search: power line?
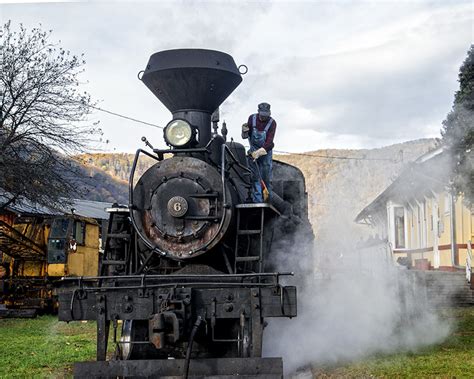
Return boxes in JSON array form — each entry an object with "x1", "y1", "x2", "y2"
[
  {"x1": 88, "y1": 104, "x2": 164, "y2": 129},
  {"x1": 88, "y1": 104, "x2": 398, "y2": 162},
  {"x1": 273, "y1": 150, "x2": 396, "y2": 162}
]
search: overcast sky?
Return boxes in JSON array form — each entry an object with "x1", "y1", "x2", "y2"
[{"x1": 1, "y1": 0, "x2": 472, "y2": 153}]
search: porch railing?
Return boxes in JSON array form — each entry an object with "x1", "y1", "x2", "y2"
[{"x1": 466, "y1": 240, "x2": 472, "y2": 283}]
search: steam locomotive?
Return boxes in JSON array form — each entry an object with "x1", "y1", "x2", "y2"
[{"x1": 58, "y1": 49, "x2": 312, "y2": 378}]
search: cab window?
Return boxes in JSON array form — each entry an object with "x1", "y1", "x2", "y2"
[
  {"x1": 50, "y1": 218, "x2": 70, "y2": 238},
  {"x1": 47, "y1": 218, "x2": 70, "y2": 263},
  {"x1": 73, "y1": 221, "x2": 86, "y2": 245}
]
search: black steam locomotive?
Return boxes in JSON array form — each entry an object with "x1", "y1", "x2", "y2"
[{"x1": 58, "y1": 49, "x2": 312, "y2": 378}]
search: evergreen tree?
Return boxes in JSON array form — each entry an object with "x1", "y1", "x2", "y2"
[{"x1": 442, "y1": 45, "x2": 474, "y2": 203}]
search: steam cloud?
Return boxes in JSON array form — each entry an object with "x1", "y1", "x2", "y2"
[{"x1": 264, "y1": 212, "x2": 451, "y2": 376}]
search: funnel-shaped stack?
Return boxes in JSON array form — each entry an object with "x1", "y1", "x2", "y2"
[{"x1": 142, "y1": 49, "x2": 242, "y2": 114}]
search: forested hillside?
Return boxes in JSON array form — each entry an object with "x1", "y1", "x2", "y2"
[
  {"x1": 77, "y1": 139, "x2": 437, "y2": 242},
  {"x1": 72, "y1": 153, "x2": 157, "y2": 204},
  {"x1": 274, "y1": 138, "x2": 437, "y2": 244},
  {"x1": 69, "y1": 160, "x2": 128, "y2": 204},
  {"x1": 75, "y1": 153, "x2": 156, "y2": 183}
]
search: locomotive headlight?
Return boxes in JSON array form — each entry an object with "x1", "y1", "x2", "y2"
[{"x1": 164, "y1": 119, "x2": 193, "y2": 147}]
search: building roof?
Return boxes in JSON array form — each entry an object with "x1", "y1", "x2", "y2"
[
  {"x1": 69, "y1": 199, "x2": 114, "y2": 220},
  {"x1": 0, "y1": 192, "x2": 113, "y2": 220},
  {"x1": 355, "y1": 147, "x2": 451, "y2": 222},
  {"x1": 0, "y1": 192, "x2": 62, "y2": 216}
]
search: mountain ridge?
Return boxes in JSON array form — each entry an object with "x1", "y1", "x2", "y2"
[{"x1": 75, "y1": 138, "x2": 438, "y2": 242}]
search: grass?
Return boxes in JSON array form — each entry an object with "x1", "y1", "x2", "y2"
[
  {"x1": 311, "y1": 308, "x2": 474, "y2": 378},
  {"x1": 1, "y1": 309, "x2": 474, "y2": 378},
  {"x1": 0, "y1": 316, "x2": 97, "y2": 378}
]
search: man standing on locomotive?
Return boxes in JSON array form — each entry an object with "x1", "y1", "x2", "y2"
[{"x1": 242, "y1": 102, "x2": 276, "y2": 202}]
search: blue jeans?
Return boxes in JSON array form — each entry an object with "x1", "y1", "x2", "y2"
[{"x1": 248, "y1": 150, "x2": 272, "y2": 203}]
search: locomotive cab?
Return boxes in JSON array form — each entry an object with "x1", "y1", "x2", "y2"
[{"x1": 47, "y1": 216, "x2": 99, "y2": 277}]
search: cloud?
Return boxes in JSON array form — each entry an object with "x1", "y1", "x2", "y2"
[{"x1": 1, "y1": 1, "x2": 472, "y2": 152}]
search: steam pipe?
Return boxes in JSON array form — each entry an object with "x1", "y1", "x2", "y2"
[{"x1": 184, "y1": 316, "x2": 203, "y2": 379}]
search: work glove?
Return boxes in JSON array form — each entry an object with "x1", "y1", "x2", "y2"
[
  {"x1": 251, "y1": 147, "x2": 267, "y2": 160},
  {"x1": 241, "y1": 123, "x2": 249, "y2": 139}
]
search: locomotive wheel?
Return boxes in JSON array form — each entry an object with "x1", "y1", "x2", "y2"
[
  {"x1": 119, "y1": 320, "x2": 168, "y2": 360},
  {"x1": 238, "y1": 320, "x2": 251, "y2": 357}
]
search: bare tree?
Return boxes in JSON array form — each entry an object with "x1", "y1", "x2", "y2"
[{"x1": 0, "y1": 21, "x2": 100, "y2": 210}]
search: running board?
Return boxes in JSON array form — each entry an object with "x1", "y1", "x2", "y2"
[
  {"x1": 74, "y1": 357, "x2": 283, "y2": 378},
  {"x1": 0, "y1": 308, "x2": 37, "y2": 319}
]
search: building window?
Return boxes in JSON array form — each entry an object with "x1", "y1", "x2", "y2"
[
  {"x1": 73, "y1": 220, "x2": 86, "y2": 246},
  {"x1": 444, "y1": 193, "x2": 451, "y2": 215},
  {"x1": 394, "y1": 206, "x2": 406, "y2": 248}
]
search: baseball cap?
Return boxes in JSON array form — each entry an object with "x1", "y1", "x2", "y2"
[{"x1": 258, "y1": 102, "x2": 271, "y2": 117}]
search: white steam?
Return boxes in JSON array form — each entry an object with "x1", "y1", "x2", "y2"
[{"x1": 264, "y1": 217, "x2": 451, "y2": 375}]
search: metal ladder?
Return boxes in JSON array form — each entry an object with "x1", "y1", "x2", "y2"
[
  {"x1": 234, "y1": 203, "x2": 280, "y2": 274},
  {"x1": 100, "y1": 207, "x2": 131, "y2": 275}
]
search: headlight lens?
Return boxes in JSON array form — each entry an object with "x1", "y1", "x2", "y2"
[{"x1": 164, "y1": 119, "x2": 193, "y2": 147}]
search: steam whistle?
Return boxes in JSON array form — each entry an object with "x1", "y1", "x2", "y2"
[
  {"x1": 221, "y1": 121, "x2": 228, "y2": 141},
  {"x1": 211, "y1": 108, "x2": 220, "y2": 137}
]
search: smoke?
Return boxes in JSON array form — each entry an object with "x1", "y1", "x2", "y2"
[{"x1": 264, "y1": 208, "x2": 452, "y2": 376}]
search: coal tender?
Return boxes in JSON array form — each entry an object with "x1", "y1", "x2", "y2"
[{"x1": 58, "y1": 49, "x2": 312, "y2": 378}]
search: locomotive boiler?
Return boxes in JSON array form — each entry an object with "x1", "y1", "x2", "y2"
[{"x1": 58, "y1": 49, "x2": 312, "y2": 378}]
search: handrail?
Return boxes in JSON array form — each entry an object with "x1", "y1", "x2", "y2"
[
  {"x1": 61, "y1": 272, "x2": 294, "y2": 281},
  {"x1": 466, "y1": 240, "x2": 472, "y2": 283},
  {"x1": 128, "y1": 149, "x2": 166, "y2": 256}
]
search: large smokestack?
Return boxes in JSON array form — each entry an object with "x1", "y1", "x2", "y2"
[{"x1": 141, "y1": 49, "x2": 243, "y2": 147}]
